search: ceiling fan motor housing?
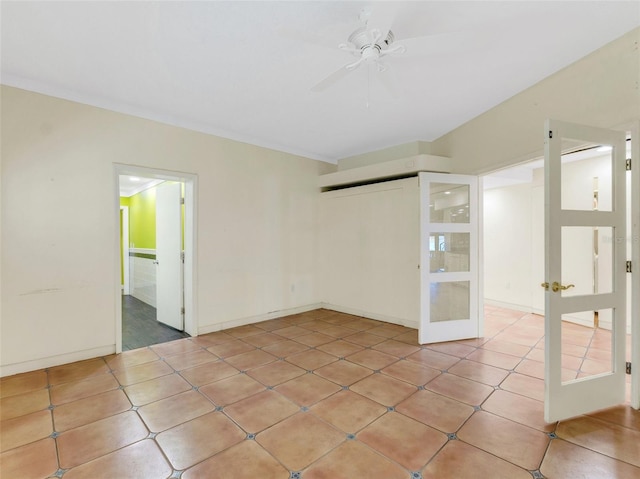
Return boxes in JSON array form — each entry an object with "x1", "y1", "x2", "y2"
[{"x1": 348, "y1": 27, "x2": 395, "y2": 61}]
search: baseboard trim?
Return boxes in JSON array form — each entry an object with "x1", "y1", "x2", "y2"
[
  {"x1": 198, "y1": 303, "x2": 324, "y2": 335},
  {"x1": 321, "y1": 303, "x2": 418, "y2": 329},
  {"x1": 484, "y1": 299, "x2": 536, "y2": 314},
  {"x1": 561, "y1": 314, "x2": 613, "y2": 331},
  {"x1": 0, "y1": 345, "x2": 116, "y2": 378},
  {"x1": 484, "y1": 300, "x2": 628, "y2": 333}
]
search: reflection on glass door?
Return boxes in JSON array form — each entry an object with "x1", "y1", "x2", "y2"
[{"x1": 419, "y1": 173, "x2": 479, "y2": 343}]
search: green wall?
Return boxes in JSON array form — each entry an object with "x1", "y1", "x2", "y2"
[
  {"x1": 120, "y1": 182, "x2": 184, "y2": 265},
  {"x1": 119, "y1": 197, "x2": 130, "y2": 285},
  {"x1": 128, "y1": 187, "x2": 157, "y2": 249}
]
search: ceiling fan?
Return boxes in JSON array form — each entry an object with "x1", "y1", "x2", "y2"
[{"x1": 311, "y1": 7, "x2": 407, "y2": 93}]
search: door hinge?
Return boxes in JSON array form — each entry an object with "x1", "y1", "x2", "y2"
[
  {"x1": 626, "y1": 159, "x2": 631, "y2": 171},
  {"x1": 626, "y1": 362, "x2": 632, "y2": 374},
  {"x1": 627, "y1": 261, "x2": 632, "y2": 273},
  {"x1": 548, "y1": 130, "x2": 553, "y2": 139},
  {"x1": 181, "y1": 251, "x2": 185, "y2": 263},
  {"x1": 181, "y1": 307, "x2": 185, "y2": 315},
  {"x1": 180, "y1": 197, "x2": 185, "y2": 205}
]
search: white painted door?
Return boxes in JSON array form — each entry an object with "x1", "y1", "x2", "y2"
[
  {"x1": 544, "y1": 119, "x2": 627, "y2": 422},
  {"x1": 120, "y1": 206, "x2": 130, "y2": 295},
  {"x1": 156, "y1": 182, "x2": 184, "y2": 330},
  {"x1": 419, "y1": 172, "x2": 480, "y2": 344}
]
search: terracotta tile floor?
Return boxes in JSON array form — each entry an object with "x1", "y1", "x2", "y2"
[{"x1": 1, "y1": 306, "x2": 638, "y2": 478}]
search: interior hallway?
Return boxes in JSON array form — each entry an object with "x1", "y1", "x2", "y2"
[{"x1": 1, "y1": 307, "x2": 638, "y2": 478}]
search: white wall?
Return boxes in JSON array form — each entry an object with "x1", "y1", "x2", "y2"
[
  {"x1": 318, "y1": 178, "x2": 420, "y2": 327},
  {"x1": 483, "y1": 182, "x2": 538, "y2": 312},
  {"x1": 0, "y1": 85, "x2": 335, "y2": 376}
]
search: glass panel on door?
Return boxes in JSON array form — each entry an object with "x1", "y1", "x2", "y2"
[
  {"x1": 561, "y1": 143, "x2": 613, "y2": 212},
  {"x1": 560, "y1": 308, "x2": 614, "y2": 383},
  {"x1": 429, "y1": 183, "x2": 470, "y2": 223},
  {"x1": 429, "y1": 232, "x2": 470, "y2": 273},
  {"x1": 561, "y1": 226, "x2": 613, "y2": 297},
  {"x1": 430, "y1": 281, "x2": 470, "y2": 322}
]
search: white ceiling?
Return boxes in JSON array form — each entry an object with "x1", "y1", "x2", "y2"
[
  {"x1": 119, "y1": 176, "x2": 164, "y2": 197},
  {"x1": 2, "y1": 1, "x2": 639, "y2": 163}
]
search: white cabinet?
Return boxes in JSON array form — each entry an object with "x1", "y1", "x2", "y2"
[{"x1": 318, "y1": 178, "x2": 421, "y2": 328}]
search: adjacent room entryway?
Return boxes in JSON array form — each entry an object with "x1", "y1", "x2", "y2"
[{"x1": 115, "y1": 164, "x2": 198, "y2": 354}]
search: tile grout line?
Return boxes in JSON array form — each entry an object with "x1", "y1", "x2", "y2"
[{"x1": 45, "y1": 367, "x2": 64, "y2": 478}]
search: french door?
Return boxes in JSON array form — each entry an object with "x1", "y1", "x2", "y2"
[
  {"x1": 419, "y1": 172, "x2": 480, "y2": 344},
  {"x1": 543, "y1": 119, "x2": 627, "y2": 422}
]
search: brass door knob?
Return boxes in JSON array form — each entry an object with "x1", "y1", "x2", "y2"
[
  {"x1": 552, "y1": 282, "x2": 575, "y2": 292},
  {"x1": 541, "y1": 282, "x2": 575, "y2": 292}
]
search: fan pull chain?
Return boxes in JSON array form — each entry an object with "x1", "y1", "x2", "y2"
[{"x1": 366, "y1": 64, "x2": 371, "y2": 109}]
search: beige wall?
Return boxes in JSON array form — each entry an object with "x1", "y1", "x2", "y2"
[
  {"x1": 0, "y1": 85, "x2": 335, "y2": 376},
  {"x1": 432, "y1": 28, "x2": 640, "y2": 175}
]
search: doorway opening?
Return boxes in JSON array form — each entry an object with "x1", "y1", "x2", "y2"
[
  {"x1": 115, "y1": 165, "x2": 198, "y2": 353},
  {"x1": 481, "y1": 133, "x2": 637, "y2": 412}
]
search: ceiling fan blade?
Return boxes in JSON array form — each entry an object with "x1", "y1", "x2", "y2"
[
  {"x1": 366, "y1": 3, "x2": 397, "y2": 43},
  {"x1": 311, "y1": 64, "x2": 355, "y2": 92}
]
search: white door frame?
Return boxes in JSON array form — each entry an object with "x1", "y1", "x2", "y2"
[
  {"x1": 629, "y1": 121, "x2": 639, "y2": 410},
  {"x1": 114, "y1": 164, "x2": 198, "y2": 353},
  {"x1": 120, "y1": 205, "x2": 130, "y2": 295}
]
